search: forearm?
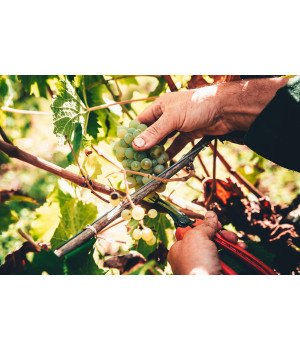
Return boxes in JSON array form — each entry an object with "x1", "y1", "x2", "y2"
[{"x1": 218, "y1": 77, "x2": 291, "y2": 132}]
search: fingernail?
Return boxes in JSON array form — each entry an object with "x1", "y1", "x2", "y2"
[
  {"x1": 205, "y1": 211, "x2": 216, "y2": 219},
  {"x1": 134, "y1": 137, "x2": 145, "y2": 148}
]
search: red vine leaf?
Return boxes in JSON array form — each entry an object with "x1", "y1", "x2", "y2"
[{"x1": 203, "y1": 178, "x2": 245, "y2": 205}]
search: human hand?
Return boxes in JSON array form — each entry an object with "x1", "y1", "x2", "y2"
[
  {"x1": 167, "y1": 211, "x2": 247, "y2": 275},
  {"x1": 133, "y1": 78, "x2": 289, "y2": 158}
]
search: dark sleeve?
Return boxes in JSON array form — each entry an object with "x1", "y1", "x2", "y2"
[{"x1": 244, "y1": 76, "x2": 300, "y2": 172}]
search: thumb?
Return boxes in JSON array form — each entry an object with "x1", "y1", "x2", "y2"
[
  {"x1": 132, "y1": 114, "x2": 174, "y2": 151},
  {"x1": 196, "y1": 211, "x2": 219, "y2": 240}
]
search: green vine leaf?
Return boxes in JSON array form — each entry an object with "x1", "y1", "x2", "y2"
[
  {"x1": 51, "y1": 78, "x2": 89, "y2": 145},
  {"x1": 50, "y1": 199, "x2": 98, "y2": 250},
  {"x1": 17, "y1": 75, "x2": 58, "y2": 99}
]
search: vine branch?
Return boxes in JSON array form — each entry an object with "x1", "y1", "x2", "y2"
[{"x1": 163, "y1": 75, "x2": 178, "y2": 92}]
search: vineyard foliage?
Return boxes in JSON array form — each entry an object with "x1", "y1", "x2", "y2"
[{"x1": 1, "y1": 75, "x2": 300, "y2": 275}]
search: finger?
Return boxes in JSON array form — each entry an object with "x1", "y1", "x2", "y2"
[
  {"x1": 166, "y1": 132, "x2": 193, "y2": 159},
  {"x1": 136, "y1": 100, "x2": 164, "y2": 125},
  {"x1": 237, "y1": 242, "x2": 247, "y2": 249},
  {"x1": 184, "y1": 211, "x2": 219, "y2": 241},
  {"x1": 219, "y1": 230, "x2": 238, "y2": 244},
  {"x1": 133, "y1": 113, "x2": 175, "y2": 151},
  {"x1": 219, "y1": 230, "x2": 247, "y2": 249}
]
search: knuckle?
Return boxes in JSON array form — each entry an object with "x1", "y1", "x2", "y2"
[{"x1": 152, "y1": 100, "x2": 164, "y2": 118}]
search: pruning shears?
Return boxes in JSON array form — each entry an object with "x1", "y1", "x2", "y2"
[{"x1": 149, "y1": 194, "x2": 276, "y2": 275}]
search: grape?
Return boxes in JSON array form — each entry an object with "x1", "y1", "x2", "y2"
[
  {"x1": 125, "y1": 167, "x2": 131, "y2": 172},
  {"x1": 136, "y1": 175, "x2": 143, "y2": 184},
  {"x1": 127, "y1": 128, "x2": 136, "y2": 134},
  {"x1": 116, "y1": 147, "x2": 126, "y2": 158},
  {"x1": 146, "y1": 235, "x2": 156, "y2": 246},
  {"x1": 127, "y1": 177, "x2": 137, "y2": 188},
  {"x1": 113, "y1": 140, "x2": 121, "y2": 151},
  {"x1": 134, "y1": 151, "x2": 147, "y2": 162},
  {"x1": 120, "y1": 139, "x2": 129, "y2": 148},
  {"x1": 121, "y1": 159, "x2": 128, "y2": 168},
  {"x1": 121, "y1": 209, "x2": 132, "y2": 220},
  {"x1": 156, "y1": 183, "x2": 167, "y2": 193},
  {"x1": 124, "y1": 133, "x2": 134, "y2": 144},
  {"x1": 157, "y1": 152, "x2": 169, "y2": 164},
  {"x1": 142, "y1": 176, "x2": 152, "y2": 185},
  {"x1": 137, "y1": 124, "x2": 147, "y2": 132},
  {"x1": 152, "y1": 159, "x2": 158, "y2": 167},
  {"x1": 129, "y1": 120, "x2": 140, "y2": 129},
  {"x1": 150, "y1": 145, "x2": 164, "y2": 158},
  {"x1": 154, "y1": 164, "x2": 165, "y2": 174},
  {"x1": 126, "y1": 159, "x2": 134, "y2": 167},
  {"x1": 141, "y1": 158, "x2": 152, "y2": 170},
  {"x1": 142, "y1": 227, "x2": 153, "y2": 241},
  {"x1": 133, "y1": 129, "x2": 141, "y2": 138},
  {"x1": 116, "y1": 155, "x2": 124, "y2": 162},
  {"x1": 132, "y1": 228, "x2": 142, "y2": 240},
  {"x1": 132, "y1": 206, "x2": 145, "y2": 220},
  {"x1": 131, "y1": 161, "x2": 141, "y2": 171},
  {"x1": 147, "y1": 209, "x2": 158, "y2": 219},
  {"x1": 125, "y1": 148, "x2": 134, "y2": 159},
  {"x1": 117, "y1": 127, "x2": 128, "y2": 138}
]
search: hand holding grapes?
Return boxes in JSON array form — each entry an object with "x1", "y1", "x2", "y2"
[{"x1": 133, "y1": 77, "x2": 289, "y2": 158}]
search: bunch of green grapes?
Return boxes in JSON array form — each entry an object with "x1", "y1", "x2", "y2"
[
  {"x1": 121, "y1": 207, "x2": 158, "y2": 246},
  {"x1": 113, "y1": 119, "x2": 169, "y2": 193}
]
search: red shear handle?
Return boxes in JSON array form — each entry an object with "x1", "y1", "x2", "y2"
[
  {"x1": 215, "y1": 233, "x2": 276, "y2": 275},
  {"x1": 175, "y1": 219, "x2": 203, "y2": 241}
]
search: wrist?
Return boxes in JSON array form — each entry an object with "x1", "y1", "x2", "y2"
[{"x1": 217, "y1": 77, "x2": 291, "y2": 132}]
